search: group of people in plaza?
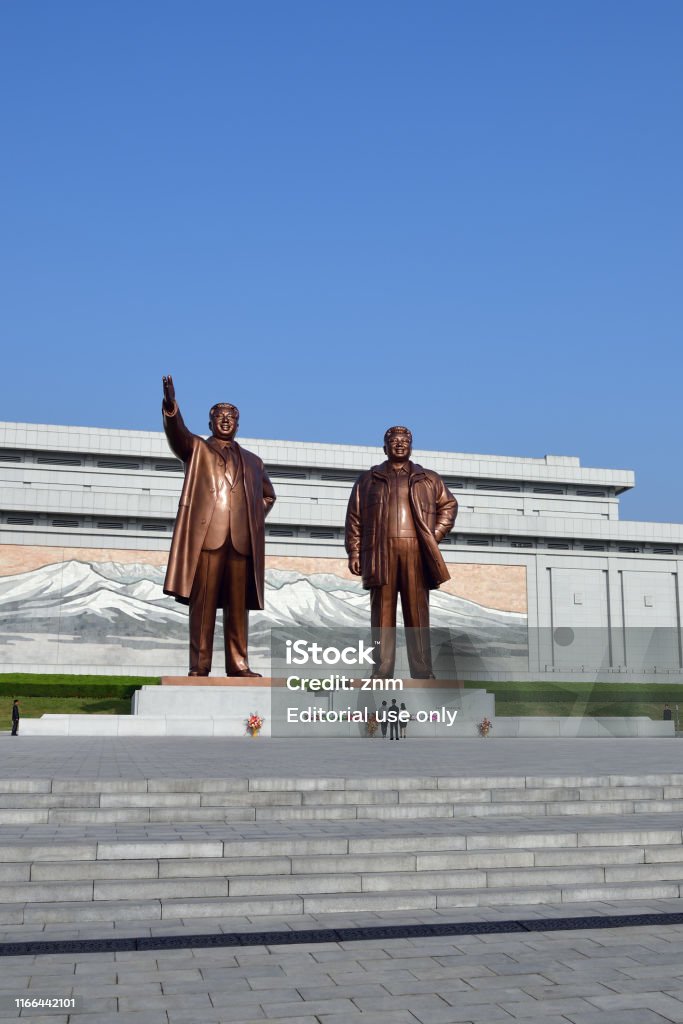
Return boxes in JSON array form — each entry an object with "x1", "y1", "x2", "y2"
[{"x1": 375, "y1": 698, "x2": 410, "y2": 740}]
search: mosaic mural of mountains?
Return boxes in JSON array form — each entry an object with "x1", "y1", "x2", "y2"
[{"x1": 0, "y1": 560, "x2": 528, "y2": 673}]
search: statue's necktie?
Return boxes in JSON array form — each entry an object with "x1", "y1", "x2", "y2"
[{"x1": 222, "y1": 445, "x2": 237, "y2": 486}]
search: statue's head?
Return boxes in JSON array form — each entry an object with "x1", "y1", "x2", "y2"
[
  {"x1": 209, "y1": 403, "x2": 239, "y2": 442},
  {"x1": 383, "y1": 425, "x2": 413, "y2": 462}
]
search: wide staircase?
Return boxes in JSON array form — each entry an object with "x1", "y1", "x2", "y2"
[{"x1": 2, "y1": 773, "x2": 683, "y2": 927}]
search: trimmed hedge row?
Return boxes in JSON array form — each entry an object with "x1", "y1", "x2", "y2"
[
  {"x1": 0, "y1": 675, "x2": 680, "y2": 702},
  {"x1": 0, "y1": 675, "x2": 160, "y2": 699},
  {"x1": 465, "y1": 682, "x2": 683, "y2": 701}
]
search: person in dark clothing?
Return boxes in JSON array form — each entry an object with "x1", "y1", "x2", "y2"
[
  {"x1": 388, "y1": 698, "x2": 400, "y2": 740},
  {"x1": 11, "y1": 700, "x2": 19, "y2": 736},
  {"x1": 400, "y1": 702, "x2": 409, "y2": 739},
  {"x1": 663, "y1": 703, "x2": 673, "y2": 721},
  {"x1": 379, "y1": 700, "x2": 388, "y2": 738}
]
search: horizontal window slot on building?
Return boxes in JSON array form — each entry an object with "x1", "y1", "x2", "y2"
[
  {"x1": 310, "y1": 530, "x2": 335, "y2": 538},
  {"x1": 511, "y1": 541, "x2": 534, "y2": 548},
  {"x1": 547, "y1": 542, "x2": 571, "y2": 549},
  {"x1": 97, "y1": 460, "x2": 141, "y2": 470},
  {"x1": 444, "y1": 480, "x2": 466, "y2": 488},
  {"x1": 36, "y1": 456, "x2": 83, "y2": 466},
  {"x1": 583, "y1": 543, "x2": 606, "y2": 551},
  {"x1": 618, "y1": 545, "x2": 640, "y2": 553},
  {"x1": 480, "y1": 508, "x2": 524, "y2": 515},
  {"x1": 97, "y1": 521, "x2": 124, "y2": 529},
  {"x1": 465, "y1": 537, "x2": 489, "y2": 545},
  {"x1": 533, "y1": 486, "x2": 564, "y2": 494},
  {"x1": 6, "y1": 515, "x2": 35, "y2": 525},
  {"x1": 475, "y1": 482, "x2": 522, "y2": 492},
  {"x1": 270, "y1": 529, "x2": 295, "y2": 537},
  {"x1": 0, "y1": 453, "x2": 22, "y2": 462},
  {"x1": 653, "y1": 547, "x2": 675, "y2": 554},
  {"x1": 153, "y1": 461, "x2": 182, "y2": 472},
  {"x1": 576, "y1": 489, "x2": 606, "y2": 497},
  {"x1": 140, "y1": 522, "x2": 169, "y2": 531},
  {"x1": 52, "y1": 518, "x2": 79, "y2": 527},
  {"x1": 268, "y1": 469, "x2": 307, "y2": 479},
  {"x1": 320, "y1": 472, "x2": 357, "y2": 482}
]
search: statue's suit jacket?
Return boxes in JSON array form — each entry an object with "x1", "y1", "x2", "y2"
[
  {"x1": 162, "y1": 402, "x2": 276, "y2": 609},
  {"x1": 345, "y1": 461, "x2": 457, "y2": 590}
]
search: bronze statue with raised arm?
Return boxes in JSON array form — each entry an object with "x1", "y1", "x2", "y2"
[
  {"x1": 162, "y1": 375, "x2": 276, "y2": 676},
  {"x1": 345, "y1": 426, "x2": 457, "y2": 678}
]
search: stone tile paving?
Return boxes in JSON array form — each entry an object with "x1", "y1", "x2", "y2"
[
  {"x1": 3, "y1": 920, "x2": 683, "y2": 1022},
  {"x1": 1, "y1": 736, "x2": 683, "y2": 779},
  {"x1": 2, "y1": 736, "x2": 683, "y2": 1017}
]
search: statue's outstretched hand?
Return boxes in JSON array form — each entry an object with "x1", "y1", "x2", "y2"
[
  {"x1": 349, "y1": 558, "x2": 361, "y2": 576},
  {"x1": 162, "y1": 375, "x2": 176, "y2": 411}
]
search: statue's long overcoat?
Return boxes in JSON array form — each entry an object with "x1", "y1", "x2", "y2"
[
  {"x1": 162, "y1": 403, "x2": 276, "y2": 609},
  {"x1": 345, "y1": 461, "x2": 457, "y2": 590}
]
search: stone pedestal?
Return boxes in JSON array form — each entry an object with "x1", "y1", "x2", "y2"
[
  {"x1": 129, "y1": 678, "x2": 492, "y2": 738},
  {"x1": 134, "y1": 682, "x2": 272, "y2": 736}
]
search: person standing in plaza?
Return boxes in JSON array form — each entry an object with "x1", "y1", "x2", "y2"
[
  {"x1": 11, "y1": 699, "x2": 19, "y2": 736},
  {"x1": 400, "y1": 701, "x2": 409, "y2": 739},
  {"x1": 379, "y1": 700, "x2": 388, "y2": 738},
  {"x1": 388, "y1": 697, "x2": 400, "y2": 740}
]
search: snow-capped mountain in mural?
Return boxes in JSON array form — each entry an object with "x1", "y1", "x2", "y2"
[{"x1": 0, "y1": 560, "x2": 527, "y2": 671}]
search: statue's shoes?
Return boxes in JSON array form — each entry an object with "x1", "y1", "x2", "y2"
[{"x1": 231, "y1": 669, "x2": 262, "y2": 678}]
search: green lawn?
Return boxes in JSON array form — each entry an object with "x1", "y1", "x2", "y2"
[
  {"x1": 3, "y1": 675, "x2": 682, "y2": 720},
  {"x1": 0, "y1": 674, "x2": 159, "y2": 718},
  {"x1": 464, "y1": 680, "x2": 682, "y2": 720},
  {"x1": 8, "y1": 695, "x2": 133, "y2": 720}
]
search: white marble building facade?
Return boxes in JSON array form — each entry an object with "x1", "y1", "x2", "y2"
[{"x1": 0, "y1": 420, "x2": 681, "y2": 680}]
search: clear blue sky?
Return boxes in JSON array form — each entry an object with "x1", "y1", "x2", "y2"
[{"x1": 1, "y1": 1, "x2": 681, "y2": 522}]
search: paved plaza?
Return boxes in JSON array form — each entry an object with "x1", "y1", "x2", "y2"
[
  {"x1": 5, "y1": 915, "x2": 683, "y2": 1023},
  {"x1": 1, "y1": 735, "x2": 682, "y2": 779},
  {"x1": 2, "y1": 736, "x2": 683, "y2": 1021}
]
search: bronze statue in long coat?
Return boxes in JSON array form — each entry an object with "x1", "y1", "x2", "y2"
[
  {"x1": 162, "y1": 376, "x2": 276, "y2": 676},
  {"x1": 345, "y1": 426, "x2": 457, "y2": 678}
]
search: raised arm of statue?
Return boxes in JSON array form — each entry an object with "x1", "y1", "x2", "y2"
[
  {"x1": 162, "y1": 374, "x2": 176, "y2": 412},
  {"x1": 161, "y1": 375, "x2": 194, "y2": 463}
]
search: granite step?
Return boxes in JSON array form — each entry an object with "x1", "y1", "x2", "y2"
[
  {"x1": 1, "y1": 784, "x2": 675, "y2": 807},
  {"x1": 8, "y1": 773, "x2": 683, "y2": 796},
  {"x1": 1, "y1": 876, "x2": 681, "y2": 926},
  {"x1": 3, "y1": 844, "x2": 683, "y2": 902},
  {"x1": 7, "y1": 842, "x2": 683, "y2": 886},
  {"x1": 6, "y1": 775, "x2": 683, "y2": 824},
  {"x1": 4, "y1": 796, "x2": 683, "y2": 824},
  {"x1": 2, "y1": 825, "x2": 683, "y2": 864}
]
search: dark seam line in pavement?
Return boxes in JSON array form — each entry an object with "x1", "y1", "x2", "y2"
[{"x1": 3, "y1": 912, "x2": 683, "y2": 957}]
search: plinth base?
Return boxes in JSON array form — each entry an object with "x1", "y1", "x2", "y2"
[{"x1": 132, "y1": 680, "x2": 487, "y2": 737}]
